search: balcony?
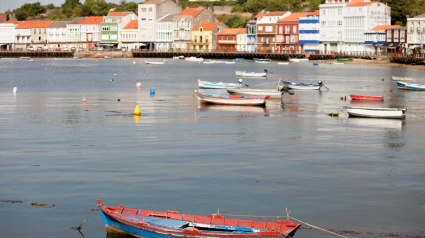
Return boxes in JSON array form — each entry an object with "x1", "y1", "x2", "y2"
[{"x1": 218, "y1": 40, "x2": 236, "y2": 44}]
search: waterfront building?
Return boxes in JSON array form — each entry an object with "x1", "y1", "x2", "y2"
[
  {"x1": 246, "y1": 11, "x2": 266, "y2": 52},
  {"x1": 155, "y1": 14, "x2": 176, "y2": 51},
  {"x1": 299, "y1": 11, "x2": 320, "y2": 53},
  {"x1": 15, "y1": 21, "x2": 54, "y2": 50},
  {"x1": 384, "y1": 26, "x2": 406, "y2": 56},
  {"x1": 47, "y1": 21, "x2": 71, "y2": 51},
  {"x1": 173, "y1": 7, "x2": 217, "y2": 50},
  {"x1": 66, "y1": 17, "x2": 87, "y2": 49},
  {"x1": 364, "y1": 25, "x2": 399, "y2": 56},
  {"x1": 0, "y1": 21, "x2": 21, "y2": 50},
  {"x1": 121, "y1": 20, "x2": 139, "y2": 50},
  {"x1": 406, "y1": 12, "x2": 425, "y2": 55},
  {"x1": 191, "y1": 22, "x2": 226, "y2": 51},
  {"x1": 138, "y1": 0, "x2": 181, "y2": 50},
  {"x1": 100, "y1": 12, "x2": 136, "y2": 49},
  {"x1": 236, "y1": 28, "x2": 247, "y2": 52},
  {"x1": 80, "y1": 16, "x2": 103, "y2": 50},
  {"x1": 256, "y1": 11, "x2": 291, "y2": 52},
  {"x1": 216, "y1": 28, "x2": 245, "y2": 52},
  {"x1": 276, "y1": 11, "x2": 317, "y2": 53}
]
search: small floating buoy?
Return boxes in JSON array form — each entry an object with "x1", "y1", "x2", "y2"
[
  {"x1": 117, "y1": 99, "x2": 121, "y2": 102},
  {"x1": 82, "y1": 98, "x2": 86, "y2": 103},
  {"x1": 381, "y1": 78, "x2": 384, "y2": 81},
  {"x1": 114, "y1": 74, "x2": 117, "y2": 76},
  {"x1": 136, "y1": 82, "x2": 142, "y2": 88},
  {"x1": 133, "y1": 61, "x2": 136, "y2": 64},
  {"x1": 327, "y1": 112, "x2": 339, "y2": 117},
  {"x1": 45, "y1": 68, "x2": 48, "y2": 70},
  {"x1": 110, "y1": 78, "x2": 114, "y2": 82},
  {"x1": 340, "y1": 96, "x2": 347, "y2": 100},
  {"x1": 134, "y1": 105, "x2": 141, "y2": 115},
  {"x1": 13, "y1": 87, "x2": 17, "y2": 93},
  {"x1": 150, "y1": 88, "x2": 155, "y2": 95},
  {"x1": 313, "y1": 62, "x2": 319, "y2": 66}
]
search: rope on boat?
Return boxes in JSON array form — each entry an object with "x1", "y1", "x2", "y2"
[{"x1": 219, "y1": 213, "x2": 349, "y2": 238}]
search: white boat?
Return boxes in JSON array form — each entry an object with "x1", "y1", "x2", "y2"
[
  {"x1": 185, "y1": 56, "x2": 204, "y2": 62},
  {"x1": 289, "y1": 58, "x2": 309, "y2": 63},
  {"x1": 195, "y1": 90, "x2": 269, "y2": 106},
  {"x1": 27, "y1": 58, "x2": 34, "y2": 62},
  {"x1": 254, "y1": 60, "x2": 270, "y2": 64},
  {"x1": 104, "y1": 56, "x2": 113, "y2": 59},
  {"x1": 225, "y1": 61, "x2": 236, "y2": 64},
  {"x1": 392, "y1": 76, "x2": 413, "y2": 81},
  {"x1": 203, "y1": 60, "x2": 215, "y2": 64},
  {"x1": 198, "y1": 79, "x2": 241, "y2": 89},
  {"x1": 345, "y1": 106, "x2": 407, "y2": 119},
  {"x1": 277, "y1": 62, "x2": 289, "y2": 65},
  {"x1": 282, "y1": 81, "x2": 323, "y2": 90},
  {"x1": 396, "y1": 81, "x2": 425, "y2": 90},
  {"x1": 172, "y1": 56, "x2": 185, "y2": 59},
  {"x1": 226, "y1": 88, "x2": 283, "y2": 99},
  {"x1": 333, "y1": 62, "x2": 344, "y2": 65},
  {"x1": 145, "y1": 60, "x2": 166, "y2": 65},
  {"x1": 235, "y1": 70, "x2": 267, "y2": 77},
  {"x1": 20, "y1": 56, "x2": 30, "y2": 59}
]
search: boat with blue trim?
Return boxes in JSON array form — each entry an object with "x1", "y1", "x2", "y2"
[{"x1": 98, "y1": 200, "x2": 301, "y2": 238}]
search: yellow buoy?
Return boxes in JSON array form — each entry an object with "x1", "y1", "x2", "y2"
[
  {"x1": 134, "y1": 115, "x2": 141, "y2": 123},
  {"x1": 133, "y1": 105, "x2": 141, "y2": 115}
]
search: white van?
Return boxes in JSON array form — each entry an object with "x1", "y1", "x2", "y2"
[{"x1": 27, "y1": 46, "x2": 34, "y2": 51}]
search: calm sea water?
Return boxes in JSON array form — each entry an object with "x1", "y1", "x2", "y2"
[{"x1": 1, "y1": 58, "x2": 425, "y2": 238}]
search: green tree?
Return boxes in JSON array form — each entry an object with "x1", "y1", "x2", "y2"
[
  {"x1": 226, "y1": 14, "x2": 248, "y2": 28},
  {"x1": 81, "y1": 5, "x2": 93, "y2": 16},
  {"x1": 15, "y1": 9, "x2": 28, "y2": 20},
  {"x1": 62, "y1": 0, "x2": 81, "y2": 9},
  {"x1": 380, "y1": 0, "x2": 415, "y2": 26},
  {"x1": 46, "y1": 3, "x2": 56, "y2": 9}
]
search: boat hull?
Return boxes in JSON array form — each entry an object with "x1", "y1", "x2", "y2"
[
  {"x1": 226, "y1": 88, "x2": 282, "y2": 99},
  {"x1": 185, "y1": 57, "x2": 204, "y2": 62},
  {"x1": 392, "y1": 76, "x2": 413, "y2": 81},
  {"x1": 98, "y1": 200, "x2": 300, "y2": 238},
  {"x1": 145, "y1": 61, "x2": 166, "y2": 65},
  {"x1": 198, "y1": 79, "x2": 240, "y2": 89},
  {"x1": 396, "y1": 81, "x2": 425, "y2": 90},
  {"x1": 349, "y1": 94, "x2": 384, "y2": 101},
  {"x1": 196, "y1": 92, "x2": 268, "y2": 106},
  {"x1": 235, "y1": 71, "x2": 267, "y2": 77},
  {"x1": 336, "y1": 58, "x2": 353, "y2": 62},
  {"x1": 345, "y1": 107, "x2": 406, "y2": 119},
  {"x1": 282, "y1": 81, "x2": 321, "y2": 90}
]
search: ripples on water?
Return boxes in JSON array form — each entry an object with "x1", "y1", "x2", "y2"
[{"x1": 0, "y1": 58, "x2": 425, "y2": 238}]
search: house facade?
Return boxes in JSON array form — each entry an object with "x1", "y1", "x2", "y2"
[
  {"x1": 246, "y1": 11, "x2": 266, "y2": 52},
  {"x1": 384, "y1": 27, "x2": 406, "y2": 55},
  {"x1": 173, "y1": 7, "x2": 217, "y2": 50},
  {"x1": 66, "y1": 17, "x2": 86, "y2": 48},
  {"x1": 299, "y1": 13, "x2": 320, "y2": 53},
  {"x1": 216, "y1": 28, "x2": 245, "y2": 52},
  {"x1": 156, "y1": 14, "x2": 175, "y2": 51},
  {"x1": 121, "y1": 20, "x2": 138, "y2": 50},
  {"x1": 0, "y1": 21, "x2": 21, "y2": 50},
  {"x1": 236, "y1": 29, "x2": 247, "y2": 52},
  {"x1": 47, "y1": 21, "x2": 70, "y2": 50},
  {"x1": 191, "y1": 22, "x2": 226, "y2": 51},
  {"x1": 100, "y1": 12, "x2": 136, "y2": 48},
  {"x1": 406, "y1": 12, "x2": 425, "y2": 55},
  {"x1": 256, "y1": 11, "x2": 291, "y2": 52},
  {"x1": 80, "y1": 16, "x2": 103, "y2": 49}
]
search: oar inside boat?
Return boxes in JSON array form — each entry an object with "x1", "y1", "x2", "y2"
[{"x1": 238, "y1": 78, "x2": 250, "y2": 88}]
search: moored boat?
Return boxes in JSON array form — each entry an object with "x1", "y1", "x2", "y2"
[
  {"x1": 277, "y1": 62, "x2": 289, "y2": 65},
  {"x1": 235, "y1": 57, "x2": 245, "y2": 62},
  {"x1": 185, "y1": 56, "x2": 204, "y2": 62},
  {"x1": 282, "y1": 81, "x2": 324, "y2": 90},
  {"x1": 392, "y1": 76, "x2": 413, "y2": 81},
  {"x1": 336, "y1": 58, "x2": 353, "y2": 62},
  {"x1": 97, "y1": 200, "x2": 301, "y2": 238},
  {"x1": 254, "y1": 60, "x2": 270, "y2": 64},
  {"x1": 235, "y1": 70, "x2": 267, "y2": 77},
  {"x1": 198, "y1": 79, "x2": 241, "y2": 89},
  {"x1": 396, "y1": 81, "x2": 425, "y2": 90},
  {"x1": 333, "y1": 62, "x2": 344, "y2": 65},
  {"x1": 195, "y1": 91, "x2": 269, "y2": 106},
  {"x1": 345, "y1": 106, "x2": 406, "y2": 119},
  {"x1": 289, "y1": 58, "x2": 309, "y2": 63},
  {"x1": 349, "y1": 94, "x2": 384, "y2": 101},
  {"x1": 145, "y1": 60, "x2": 166, "y2": 65},
  {"x1": 226, "y1": 88, "x2": 283, "y2": 99},
  {"x1": 203, "y1": 60, "x2": 215, "y2": 64}
]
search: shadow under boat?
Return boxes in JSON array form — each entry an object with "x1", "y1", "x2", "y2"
[{"x1": 198, "y1": 104, "x2": 270, "y2": 116}]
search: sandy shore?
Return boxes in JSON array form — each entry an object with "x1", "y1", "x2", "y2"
[{"x1": 316, "y1": 58, "x2": 425, "y2": 71}]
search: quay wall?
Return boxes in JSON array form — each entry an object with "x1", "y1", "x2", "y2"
[{"x1": 0, "y1": 51, "x2": 73, "y2": 58}]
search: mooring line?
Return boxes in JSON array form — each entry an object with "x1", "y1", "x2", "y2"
[{"x1": 288, "y1": 216, "x2": 349, "y2": 238}]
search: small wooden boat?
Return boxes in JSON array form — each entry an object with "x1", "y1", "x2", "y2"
[
  {"x1": 333, "y1": 62, "x2": 344, "y2": 65},
  {"x1": 226, "y1": 88, "x2": 283, "y2": 99},
  {"x1": 277, "y1": 62, "x2": 289, "y2": 65},
  {"x1": 282, "y1": 81, "x2": 323, "y2": 90},
  {"x1": 396, "y1": 81, "x2": 425, "y2": 90},
  {"x1": 289, "y1": 58, "x2": 309, "y2": 63},
  {"x1": 173, "y1": 56, "x2": 185, "y2": 59},
  {"x1": 195, "y1": 91, "x2": 269, "y2": 106},
  {"x1": 350, "y1": 94, "x2": 384, "y2": 101},
  {"x1": 98, "y1": 200, "x2": 301, "y2": 238},
  {"x1": 254, "y1": 60, "x2": 270, "y2": 64},
  {"x1": 145, "y1": 60, "x2": 166, "y2": 65},
  {"x1": 345, "y1": 106, "x2": 406, "y2": 119},
  {"x1": 235, "y1": 70, "x2": 267, "y2": 77},
  {"x1": 336, "y1": 58, "x2": 353, "y2": 62},
  {"x1": 392, "y1": 76, "x2": 413, "y2": 81},
  {"x1": 185, "y1": 56, "x2": 203, "y2": 62},
  {"x1": 235, "y1": 58, "x2": 245, "y2": 62},
  {"x1": 203, "y1": 60, "x2": 215, "y2": 64},
  {"x1": 104, "y1": 56, "x2": 113, "y2": 59},
  {"x1": 198, "y1": 79, "x2": 241, "y2": 89}
]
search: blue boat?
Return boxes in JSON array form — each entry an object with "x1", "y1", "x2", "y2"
[
  {"x1": 396, "y1": 81, "x2": 425, "y2": 91},
  {"x1": 97, "y1": 200, "x2": 301, "y2": 238},
  {"x1": 282, "y1": 81, "x2": 324, "y2": 90},
  {"x1": 235, "y1": 58, "x2": 245, "y2": 62}
]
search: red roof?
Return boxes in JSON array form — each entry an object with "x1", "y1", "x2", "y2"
[
  {"x1": 81, "y1": 16, "x2": 103, "y2": 24},
  {"x1": 193, "y1": 22, "x2": 223, "y2": 31},
  {"x1": 123, "y1": 20, "x2": 138, "y2": 29},
  {"x1": 264, "y1": 11, "x2": 289, "y2": 17},
  {"x1": 178, "y1": 7, "x2": 205, "y2": 18},
  {"x1": 0, "y1": 13, "x2": 5, "y2": 20},
  {"x1": 107, "y1": 12, "x2": 132, "y2": 16},
  {"x1": 4, "y1": 21, "x2": 22, "y2": 25},
  {"x1": 372, "y1": 25, "x2": 401, "y2": 31},
  {"x1": 217, "y1": 28, "x2": 246, "y2": 35},
  {"x1": 278, "y1": 12, "x2": 317, "y2": 22},
  {"x1": 16, "y1": 21, "x2": 54, "y2": 29},
  {"x1": 346, "y1": 2, "x2": 374, "y2": 6}
]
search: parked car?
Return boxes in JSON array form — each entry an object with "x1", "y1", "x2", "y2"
[
  {"x1": 37, "y1": 46, "x2": 43, "y2": 51},
  {"x1": 90, "y1": 47, "x2": 97, "y2": 51},
  {"x1": 77, "y1": 47, "x2": 84, "y2": 52},
  {"x1": 63, "y1": 47, "x2": 69, "y2": 51},
  {"x1": 27, "y1": 46, "x2": 34, "y2": 51},
  {"x1": 71, "y1": 47, "x2": 76, "y2": 52}
]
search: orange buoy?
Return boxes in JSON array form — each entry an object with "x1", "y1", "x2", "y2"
[
  {"x1": 82, "y1": 98, "x2": 87, "y2": 102},
  {"x1": 136, "y1": 82, "x2": 142, "y2": 88}
]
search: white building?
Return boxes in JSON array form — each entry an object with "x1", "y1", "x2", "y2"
[
  {"x1": 299, "y1": 12, "x2": 320, "y2": 52},
  {"x1": 66, "y1": 17, "x2": 87, "y2": 48},
  {"x1": 47, "y1": 21, "x2": 70, "y2": 50},
  {"x1": 319, "y1": 0, "x2": 391, "y2": 53},
  {"x1": 407, "y1": 12, "x2": 425, "y2": 53},
  {"x1": 80, "y1": 16, "x2": 103, "y2": 50},
  {"x1": 236, "y1": 28, "x2": 247, "y2": 52},
  {"x1": 0, "y1": 21, "x2": 20, "y2": 50},
  {"x1": 121, "y1": 20, "x2": 139, "y2": 49},
  {"x1": 156, "y1": 14, "x2": 175, "y2": 51}
]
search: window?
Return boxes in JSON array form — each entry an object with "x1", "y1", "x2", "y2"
[
  {"x1": 149, "y1": 7, "x2": 152, "y2": 12},
  {"x1": 258, "y1": 26, "x2": 263, "y2": 31},
  {"x1": 141, "y1": 8, "x2": 146, "y2": 12},
  {"x1": 338, "y1": 9, "x2": 342, "y2": 15},
  {"x1": 292, "y1": 26, "x2": 297, "y2": 34},
  {"x1": 141, "y1": 18, "x2": 146, "y2": 21},
  {"x1": 285, "y1": 26, "x2": 290, "y2": 34},
  {"x1": 265, "y1": 26, "x2": 272, "y2": 32}
]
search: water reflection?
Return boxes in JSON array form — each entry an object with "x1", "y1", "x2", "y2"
[
  {"x1": 345, "y1": 118, "x2": 404, "y2": 130},
  {"x1": 197, "y1": 104, "x2": 270, "y2": 117}
]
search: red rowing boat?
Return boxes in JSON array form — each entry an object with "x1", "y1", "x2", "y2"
[
  {"x1": 349, "y1": 94, "x2": 383, "y2": 101},
  {"x1": 97, "y1": 200, "x2": 301, "y2": 238}
]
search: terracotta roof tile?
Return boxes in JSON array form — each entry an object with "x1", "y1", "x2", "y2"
[
  {"x1": 217, "y1": 28, "x2": 246, "y2": 35},
  {"x1": 15, "y1": 21, "x2": 54, "y2": 29},
  {"x1": 278, "y1": 12, "x2": 317, "y2": 22},
  {"x1": 81, "y1": 16, "x2": 103, "y2": 24},
  {"x1": 123, "y1": 20, "x2": 138, "y2": 29},
  {"x1": 107, "y1": 12, "x2": 133, "y2": 16},
  {"x1": 70, "y1": 17, "x2": 87, "y2": 24},
  {"x1": 0, "y1": 14, "x2": 5, "y2": 20},
  {"x1": 193, "y1": 22, "x2": 223, "y2": 31},
  {"x1": 264, "y1": 11, "x2": 289, "y2": 16},
  {"x1": 178, "y1": 7, "x2": 205, "y2": 17},
  {"x1": 372, "y1": 25, "x2": 401, "y2": 31},
  {"x1": 346, "y1": 2, "x2": 374, "y2": 6},
  {"x1": 4, "y1": 21, "x2": 22, "y2": 25}
]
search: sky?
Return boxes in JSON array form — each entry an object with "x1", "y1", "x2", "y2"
[{"x1": 1, "y1": 0, "x2": 138, "y2": 12}]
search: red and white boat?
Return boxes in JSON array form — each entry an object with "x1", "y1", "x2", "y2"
[
  {"x1": 98, "y1": 200, "x2": 301, "y2": 238},
  {"x1": 349, "y1": 94, "x2": 384, "y2": 101},
  {"x1": 195, "y1": 91, "x2": 269, "y2": 106}
]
